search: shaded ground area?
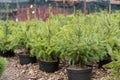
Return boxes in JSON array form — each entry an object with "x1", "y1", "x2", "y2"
[{"x1": 0, "y1": 56, "x2": 110, "y2": 80}]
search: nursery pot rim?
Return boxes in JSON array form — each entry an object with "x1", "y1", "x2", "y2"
[
  {"x1": 39, "y1": 59, "x2": 59, "y2": 63},
  {"x1": 18, "y1": 53, "x2": 31, "y2": 56},
  {"x1": 67, "y1": 65, "x2": 92, "y2": 71},
  {"x1": 18, "y1": 53, "x2": 36, "y2": 58},
  {"x1": 18, "y1": 53, "x2": 29, "y2": 55}
]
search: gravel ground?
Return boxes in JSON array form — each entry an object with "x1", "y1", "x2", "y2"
[{"x1": 0, "y1": 56, "x2": 111, "y2": 80}]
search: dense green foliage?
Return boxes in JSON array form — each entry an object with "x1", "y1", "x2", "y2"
[
  {"x1": 0, "y1": 57, "x2": 7, "y2": 76},
  {"x1": 0, "y1": 21, "x2": 14, "y2": 53},
  {"x1": 9, "y1": 21, "x2": 32, "y2": 52},
  {"x1": 29, "y1": 15, "x2": 65, "y2": 61},
  {"x1": 101, "y1": 11, "x2": 120, "y2": 80},
  {"x1": 0, "y1": 11, "x2": 120, "y2": 67},
  {"x1": 103, "y1": 52, "x2": 120, "y2": 80}
]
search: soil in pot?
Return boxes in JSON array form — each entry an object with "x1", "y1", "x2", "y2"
[
  {"x1": 67, "y1": 66, "x2": 92, "y2": 80},
  {"x1": 39, "y1": 59, "x2": 59, "y2": 73},
  {"x1": 18, "y1": 54, "x2": 36, "y2": 65},
  {"x1": 0, "y1": 50, "x2": 15, "y2": 57}
]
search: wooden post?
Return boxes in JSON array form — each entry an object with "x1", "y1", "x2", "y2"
[
  {"x1": 27, "y1": 8, "x2": 30, "y2": 21},
  {"x1": 84, "y1": 0, "x2": 86, "y2": 16},
  {"x1": 34, "y1": 5, "x2": 37, "y2": 19}
]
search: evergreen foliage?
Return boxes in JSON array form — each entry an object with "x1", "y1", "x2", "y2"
[{"x1": 0, "y1": 57, "x2": 7, "y2": 76}]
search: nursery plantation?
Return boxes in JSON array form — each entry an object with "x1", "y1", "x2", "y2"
[{"x1": 0, "y1": 11, "x2": 120, "y2": 80}]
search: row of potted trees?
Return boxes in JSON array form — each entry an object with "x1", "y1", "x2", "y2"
[
  {"x1": 0, "y1": 11, "x2": 120, "y2": 80},
  {"x1": 0, "y1": 20, "x2": 15, "y2": 57}
]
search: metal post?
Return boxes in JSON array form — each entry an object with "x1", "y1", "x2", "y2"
[
  {"x1": 109, "y1": 0, "x2": 111, "y2": 13},
  {"x1": 17, "y1": 0, "x2": 19, "y2": 9},
  {"x1": 63, "y1": 0, "x2": 65, "y2": 12}
]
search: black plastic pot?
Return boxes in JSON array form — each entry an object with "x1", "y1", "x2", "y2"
[
  {"x1": 98, "y1": 54, "x2": 112, "y2": 68},
  {"x1": 0, "y1": 50, "x2": 15, "y2": 57},
  {"x1": 39, "y1": 59, "x2": 59, "y2": 73},
  {"x1": 67, "y1": 67, "x2": 92, "y2": 80},
  {"x1": 18, "y1": 54, "x2": 36, "y2": 65}
]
